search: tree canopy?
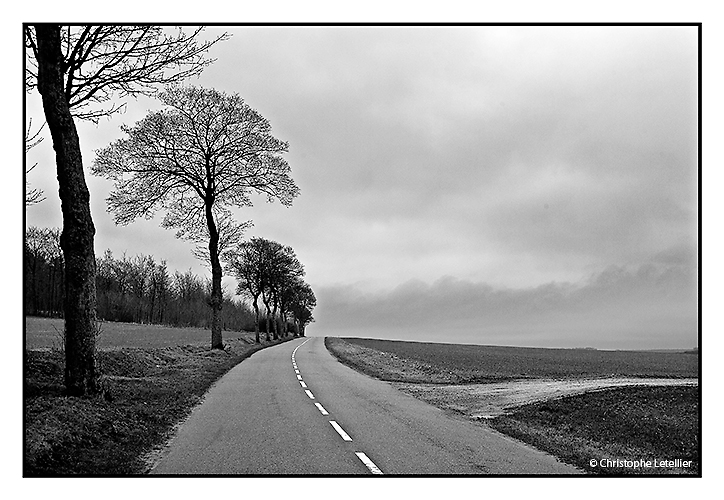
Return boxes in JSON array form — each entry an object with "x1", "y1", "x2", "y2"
[
  {"x1": 26, "y1": 26, "x2": 229, "y2": 121},
  {"x1": 93, "y1": 85, "x2": 298, "y2": 232}
]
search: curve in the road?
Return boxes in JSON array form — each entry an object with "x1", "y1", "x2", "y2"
[
  {"x1": 292, "y1": 338, "x2": 384, "y2": 474},
  {"x1": 150, "y1": 336, "x2": 580, "y2": 475}
]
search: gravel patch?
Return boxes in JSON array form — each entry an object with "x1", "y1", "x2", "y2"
[{"x1": 394, "y1": 377, "x2": 699, "y2": 419}]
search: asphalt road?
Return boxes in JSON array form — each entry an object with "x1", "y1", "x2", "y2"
[{"x1": 150, "y1": 336, "x2": 581, "y2": 475}]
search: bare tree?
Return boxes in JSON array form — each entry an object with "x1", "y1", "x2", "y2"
[
  {"x1": 25, "y1": 25, "x2": 227, "y2": 396},
  {"x1": 189, "y1": 212, "x2": 253, "y2": 268},
  {"x1": 229, "y1": 237, "x2": 273, "y2": 344},
  {"x1": 93, "y1": 86, "x2": 299, "y2": 349},
  {"x1": 288, "y1": 281, "x2": 316, "y2": 337},
  {"x1": 229, "y1": 237, "x2": 307, "y2": 341},
  {"x1": 267, "y1": 244, "x2": 305, "y2": 338}
]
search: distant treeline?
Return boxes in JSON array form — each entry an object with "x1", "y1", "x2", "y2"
[
  {"x1": 24, "y1": 227, "x2": 63, "y2": 318},
  {"x1": 24, "y1": 226, "x2": 272, "y2": 332}
]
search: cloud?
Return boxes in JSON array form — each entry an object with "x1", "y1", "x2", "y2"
[
  {"x1": 312, "y1": 246, "x2": 697, "y2": 349},
  {"x1": 208, "y1": 26, "x2": 697, "y2": 289}
]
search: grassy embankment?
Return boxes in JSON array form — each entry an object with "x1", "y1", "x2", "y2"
[
  {"x1": 24, "y1": 317, "x2": 292, "y2": 476},
  {"x1": 325, "y1": 337, "x2": 699, "y2": 475}
]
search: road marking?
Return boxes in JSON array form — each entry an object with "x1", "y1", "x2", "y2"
[
  {"x1": 329, "y1": 421, "x2": 353, "y2": 441},
  {"x1": 314, "y1": 402, "x2": 329, "y2": 416},
  {"x1": 291, "y1": 338, "x2": 380, "y2": 475},
  {"x1": 291, "y1": 338, "x2": 310, "y2": 358},
  {"x1": 355, "y1": 452, "x2": 383, "y2": 475}
]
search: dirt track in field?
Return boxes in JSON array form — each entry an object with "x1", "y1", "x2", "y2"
[{"x1": 394, "y1": 377, "x2": 699, "y2": 419}]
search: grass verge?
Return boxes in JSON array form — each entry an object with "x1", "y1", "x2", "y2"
[
  {"x1": 489, "y1": 386, "x2": 699, "y2": 475},
  {"x1": 324, "y1": 336, "x2": 463, "y2": 383},
  {"x1": 25, "y1": 334, "x2": 290, "y2": 476}
]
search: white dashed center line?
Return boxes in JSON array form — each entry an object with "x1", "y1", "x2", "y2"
[
  {"x1": 330, "y1": 421, "x2": 353, "y2": 441},
  {"x1": 355, "y1": 452, "x2": 384, "y2": 475},
  {"x1": 314, "y1": 402, "x2": 329, "y2": 416},
  {"x1": 293, "y1": 338, "x2": 384, "y2": 475}
]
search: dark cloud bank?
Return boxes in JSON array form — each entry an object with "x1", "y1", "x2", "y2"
[{"x1": 314, "y1": 244, "x2": 697, "y2": 350}]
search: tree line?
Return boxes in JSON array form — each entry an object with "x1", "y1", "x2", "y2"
[
  {"x1": 25, "y1": 226, "x2": 315, "y2": 337},
  {"x1": 25, "y1": 226, "x2": 63, "y2": 317},
  {"x1": 95, "y1": 249, "x2": 257, "y2": 331},
  {"x1": 230, "y1": 237, "x2": 316, "y2": 343},
  {"x1": 25, "y1": 25, "x2": 313, "y2": 397}
]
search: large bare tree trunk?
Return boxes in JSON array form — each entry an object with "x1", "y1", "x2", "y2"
[
  {"x1": 204, "y1": 203, "x2": 224, "y2": 349},
  {"x1": 262, "y1": 296, "x2": 272, "y2": 342},
  {"x1": 280, "y1": 310, "x2": 287, "y2": 338},
  {"x1": 34, "y1": 25, "x2": 100, "y2": 396},
  {"x1": 252, "y1": 297, "x2": 260, "y2": 344},
  {"x1": 271, "y1": 299, "x2": 279, "y2": 340}
]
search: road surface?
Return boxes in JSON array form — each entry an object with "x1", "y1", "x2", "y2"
[{"x1": 150, "y1": 336, "x2": 581, "y2": 475}]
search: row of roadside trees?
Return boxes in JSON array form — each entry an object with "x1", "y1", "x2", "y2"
[
  {"x1": 25, "y1": 25, "x2": 314, "y2": 396},
  {"x1": 25, "y1": 226, "x2": 315, "y2": 337},
  {"x1": 230, "y1": 237, "x2": 316, "y2": 343}
]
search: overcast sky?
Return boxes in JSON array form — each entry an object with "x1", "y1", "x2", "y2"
[{"x1": 24, "y1": 25, "x2": 699, "y2": 349}]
